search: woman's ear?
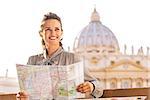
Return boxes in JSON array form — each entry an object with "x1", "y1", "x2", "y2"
[
  {"x1": 39, "y1": 30, "x2": 43, "y2": 37},
  {"x1": 60, "y1": 31, "x2": 63, "y2": 39},
  {"x1": 61, "y1": 29, "x2": 63, "y2": 35}
]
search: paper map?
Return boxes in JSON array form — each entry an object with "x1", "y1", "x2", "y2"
[
  {"x1": 16, "y1": 62, "x2": 84, "y2": 100},
  {"x1": 77, "y1": 96, "x2": 147, "y2": 100}
]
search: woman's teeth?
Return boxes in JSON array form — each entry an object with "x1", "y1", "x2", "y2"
[{"x1": 49, "y1": 37, "x2": 56, "y2": 40}]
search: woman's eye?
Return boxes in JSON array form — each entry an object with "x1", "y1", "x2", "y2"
[
  {"x1": 44, "y1": 28, "x2": 52, "y2": 33},
  {"x1": 45, "y1": 28, "x2": 51, "y2": 31},
  {"x1": 55, "y1": 28, "x2": 60, "y2": 31}
]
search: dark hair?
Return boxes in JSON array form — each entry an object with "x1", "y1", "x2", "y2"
[
  {"x1": 41, "y1": 12, "x2": 63, "y2": 31},
  {"x1": 40, "y1": 12, "x2": 63, "y2": 48}
]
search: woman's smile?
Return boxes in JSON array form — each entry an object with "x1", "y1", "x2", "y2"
[{"x1": 49, "y1": 36, "x2": 58, "y2": 40}]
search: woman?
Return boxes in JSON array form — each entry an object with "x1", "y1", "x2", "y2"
[{"x1": 18, "y1": 12, "x2": 103, "y2": 99}]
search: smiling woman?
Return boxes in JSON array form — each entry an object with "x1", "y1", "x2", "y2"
[
  {"x1": 39, "y1": 12, "x2": 63, "y2": 58},
  {"x1": 17, "y1": 12, "x2": 103, "y2": 99}
]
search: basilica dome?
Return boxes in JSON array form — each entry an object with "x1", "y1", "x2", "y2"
[{"x1": 74, "y1": 8, "x2": 120, "y2": 54}]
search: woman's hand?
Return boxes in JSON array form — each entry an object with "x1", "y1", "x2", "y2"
[
  {"x1": 17, "y1": 91, "x2": 29, "y2": 100},
  {"x1": 76, "y1": 81, "x2": 94, "y2": 94}
]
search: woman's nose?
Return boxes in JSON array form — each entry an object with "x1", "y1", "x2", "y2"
[{"x1": 51, "y1": 30, "x2": 56, "y2": 35}]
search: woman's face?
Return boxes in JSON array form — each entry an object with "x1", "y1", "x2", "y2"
[{"x1": 41, "y1": 19, "x2": 63, "y2": 47}]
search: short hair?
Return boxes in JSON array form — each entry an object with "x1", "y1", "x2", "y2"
[{"x1": 40, "y1": 12, "x2": 63, "y2": 31}]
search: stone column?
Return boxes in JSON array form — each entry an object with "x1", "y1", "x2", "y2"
[
  {"x1": 132, "y1": 78, "x2": 136, "y2": 88},
  {"x1": 106, "y1": 79, "x2": 110, "y2": 89},
  {"x1": 148, "y1": 79, "x2": 150, "y2": 87},
  {"x1": 117, "y1": 79, "x2": 121, "y2": 88},
  {"x1": 143, "y1": 79, "x2": 148, "y2": 87}
]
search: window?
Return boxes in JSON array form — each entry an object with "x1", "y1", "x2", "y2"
[
  {"x1": 136, "y1": 79, "x2": 143, "y2": 88},
  {"x1": 121, "y1": 80, "x2": 131, "y2": 88},
  {"x1": 110, "y1": 82, "x2": 117, "y2": 89}
]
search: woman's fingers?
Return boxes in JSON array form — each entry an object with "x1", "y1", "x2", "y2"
[
  {"x1": 17, "y1": 91, "x2": 29, "y2": 100},
  {"x1": 76, "y1": 82, "x2": 93, "y2": 93},
  {"x1": 19, "y1": 91, "x2": 28, "y2": 96}
]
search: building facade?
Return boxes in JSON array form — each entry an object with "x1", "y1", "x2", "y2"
[{"x1": 73, "y1": 8, "x2": 150, "y2": 89}]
